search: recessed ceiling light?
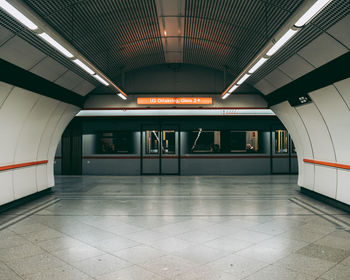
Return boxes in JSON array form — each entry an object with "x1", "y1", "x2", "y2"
[
  {"x1": 0, "y1": 0, "x2": 38, "y2": 30},
  {"x1": 38, "y1": 33, "x2": 74, "y2": 58}
]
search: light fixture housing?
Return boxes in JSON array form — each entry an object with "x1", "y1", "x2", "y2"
[
  {"x1": 248, "y1": 57, "x2": 268, "y2": 74},
  {"x1": 266, "y1": 29, "x2": 299, "y2": 56},
  {"x1": 295, "y1": 0, "x2": 332, "y2": 27},
  {"x1": 237, "y1": 74, "x2": 250, "y2": 85},
  {"x1": 118, "y1": 93, "x2": 127, "y2": 100},
  {"x1": 0, "y1": 0, "x2": 38, "y2": 30},
  {"x1": 73, "y1": 59, "x2": 95, "y2": 75},
  {"x1": 93, "y1": 74, "x2": 109, "y2": 86},
  {"x1": 38, "y1": 33, "x2": 74, "y2": 58}
]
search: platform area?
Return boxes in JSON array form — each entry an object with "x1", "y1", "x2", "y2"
[{"x1": 0, "y1": 175, "x2": 349, "y2": 280}]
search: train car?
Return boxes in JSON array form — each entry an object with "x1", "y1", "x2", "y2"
[{"x1": 55, "y1": 115, "x2": 298, "y2": 176}]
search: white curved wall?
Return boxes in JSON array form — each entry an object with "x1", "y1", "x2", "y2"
[
  {"x1": 0, "y1": 24, "x2": 95, "y2": 206},
  {"x1": 0, "y1": 81, "x2": 79, "y2": 205},
  {"x1": 270, "y1": 80, "x2": 350, "y2": 205},
  {"x1": 255, "y1": 14, "x2": 350, "y2": 205}
]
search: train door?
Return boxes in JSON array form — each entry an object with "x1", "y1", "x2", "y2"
[
  {"x1": 141, "y1": 125, "x2": 180, "y2": 175},
  {"x1": 271, "y1": 129, "x2": 298, "y2": 174}
]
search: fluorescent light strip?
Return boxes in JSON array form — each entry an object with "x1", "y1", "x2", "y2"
[
  {"x1": 93, "y1": 74, "x2": 109, "y2": 86},
  {"x1": 228, "y1": 85, "x2": 239, "y2": 93},
  {"x1": 73, "y1": 59, "x2": 95, "y2": 75},
  {"x1": 118, "y1": 93, "x2": 127, "y2": 100},
  {"x1": 237, "y1": 74, "x2": 250, "y2": 85},
  {"x1": 38, "y1": 33, "x2": 73, "y2": 58},
  {"x1": 248, "y1": 57, "x2": 268, "y2": 74},
  {"x1": 0, "y1": 0, "x2": 38, "y2": 30},
  {"x1": 222, "y1": 93, "x2": 230, "y2": 99},
  {"x1": 266, "y1": 29, "x2": 298, "y2": 56},
  {"x1": 295, "y1": 0, "x2": 332, "y2": 27}
]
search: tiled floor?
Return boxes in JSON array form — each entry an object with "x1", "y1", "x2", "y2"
[{"x1": 0, "y1": 175, "x2": 350, "y2": 279}]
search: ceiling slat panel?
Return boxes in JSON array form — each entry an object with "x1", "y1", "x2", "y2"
[{"x1": 0, "y1": 0, "x2": 348, "y2": 88}]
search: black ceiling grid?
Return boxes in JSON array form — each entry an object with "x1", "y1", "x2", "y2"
[
  {"x1": 249, "y1": 0, "x2": 350, "y2": 85},
  {"x1": 23, "y1": 0, "x2": 165, "y2": 78},
  {"x1": 1, "y1": 0, "x2": 349, "y2": 93},
  {"x1": 183, "y1": 0, "x2": 304, "y2": 77}
]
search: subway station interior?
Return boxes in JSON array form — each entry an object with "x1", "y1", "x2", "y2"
[{"x1": 0, "y1": 0, "x2": 350, "y2": 279}]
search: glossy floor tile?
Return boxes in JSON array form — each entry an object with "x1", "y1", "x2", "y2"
[{"x1": 0, "y1": 175, "x2": 349, "y2": 279}]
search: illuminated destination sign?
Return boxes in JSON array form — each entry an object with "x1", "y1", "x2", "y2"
[{"x1": 137, "y1": 97, "x2": 212, "y2": 105}]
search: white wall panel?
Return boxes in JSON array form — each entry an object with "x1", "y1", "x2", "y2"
[
  {"x1": 0, "y1": 87, "x2": 39, "y2": 165},
  {"x1": 334, "y1": 77, "x2": 350, "y2": 109},
  {"x1": 54, "y1": 70, "x2": 84, "y2": 90},
  {"x1": 278, "y1": 54, "x2": 315, "y2": 80},
  {"x1": 298, "y1": 33, "x2": 348, "y2": 68},
  {"x1": 314, "y1": 165, "x2": 337, "y2": 198},
  {"x1": 36, "y1": 102, "x2": 67, "y2": 190},
  {"x1": 264, "y1": 68, "x2": 292, "y2": 89},
  {"x1": 253, "y1": 79, "x2": 276, "y2": 95},
  {"x1": 36, "y1": 165, "x2": 49, "y2": 191},
  {"x1": 0, "y1": 81, "x2": 13, "y2": 108},
  {"x1": 337, "y1": 170, "x2": 350, "y2": 205},
  {"x1": 0, "y1": 25, "x2": 13, "y2": 45},
  {"x1": 327, "y1": 14, "x2": 350, "y2": 49},
  {"x1": 303, "y1": 163, "x2": 315, "y2": 190},
  {"x1": 272, "y1": 101, "x2": 314, "y2": 189},
  {"x1": 72, "y1": 80, "x2": 95, "y2": 96},
  {"x1": 13, "y1": 167, "x2": 37, "y2": 199},
  {"x1": 296, "y1": 103, "x2": 335, "y2": 162},
  {"x1": 0, "y1": 171, "x2": 14, "y2": 205},
  {"x1": 272, "y1": 103, "x2": 303, "y2": 182},
  {"x1": 46, "y1": 105, "x2": 79, "y2": 186},
  {"x1": 15, "y1": 96, "x2": 59, "y2": 163},
  {"x1": 309, "y1": 85, "x2": 350, "y2": 164},
  {"x1": 37, "y1": 102, "x2": 66, "y2": 160},
  {"x1": 30, "y1": 56, "x2": 68, "y2": 82},
  {"x1": 272, "y1": 102, "x2": 304, "y2": 181},
  {"x1": 0, "y1": 36, "x2": 46, "y2": 70}
]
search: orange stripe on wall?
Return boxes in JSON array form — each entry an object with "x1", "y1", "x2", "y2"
[
  {"x1": 0, "y1": 160, "x2": 48, "y2": 172},
  {"x1": 303, "y1": 159, "x2": 350, "y2": 170}
]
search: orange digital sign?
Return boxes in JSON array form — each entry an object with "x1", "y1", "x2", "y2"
[{"x1": 137, "y1": 97, "x2": 212, "y2": 105}]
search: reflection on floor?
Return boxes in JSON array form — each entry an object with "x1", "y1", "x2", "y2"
[{"x1": 0, "y1": 175, "x2": 350, "y2": 280}]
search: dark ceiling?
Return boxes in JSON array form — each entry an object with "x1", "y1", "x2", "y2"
[
  {"x1": 21, "y1": 0, "x2": 304, "y2": 77},
  {"x1": 1, "y1": 0, "x2": 349, "y2": 88}
]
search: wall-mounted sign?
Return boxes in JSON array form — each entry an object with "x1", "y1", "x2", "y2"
[{"x1": 137, "y1": 97, "x2": 212, "y2": 105}]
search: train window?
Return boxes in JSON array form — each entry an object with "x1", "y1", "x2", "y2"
[
  {"x1": 275, "y1": 130, "x2": 288, "y2": 153},
  {"x1": 190, "y1": 130, "x2": 220, "y2": 153},
  {"x1": 230, "y1": 131, "x2": 259, "y2": 152},
  {"x1": 145, "y1": 130, "x2": 160, "y2": 154},
  {"x1": 162, "y1": 130, "x2": 176, "y2": 154},
  {"x1": 189, "y1": 130, "x2": 259, "y2": 153},
  {"x1": 97, "y1": 131, "x2": 132, "y2": 154}
]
